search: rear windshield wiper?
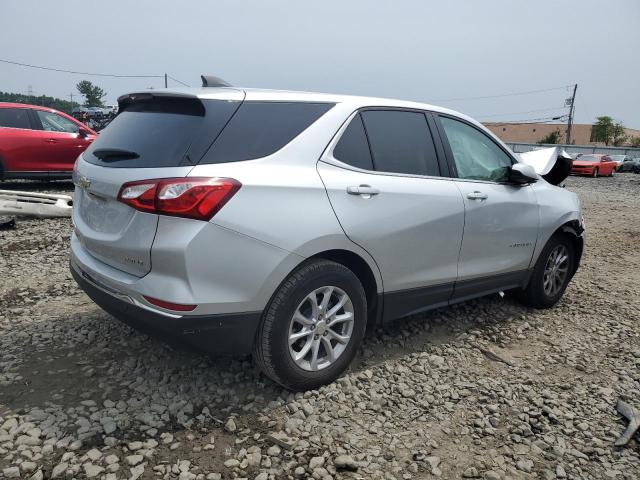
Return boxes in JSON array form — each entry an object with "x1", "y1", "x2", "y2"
[{"x1": 92, "y1": 148, "x2": 140, "y2": 161}]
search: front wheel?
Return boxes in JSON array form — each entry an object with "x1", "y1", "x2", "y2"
[
  {"x1": 592, "y1": 168, "x2": 599, "y2": 178},
  {"x1": 253, "y1": 259, "x2": 367, "y2": 390},
  {"x1": 516, "y1": 234, "x2": 575, "y2": 309}
]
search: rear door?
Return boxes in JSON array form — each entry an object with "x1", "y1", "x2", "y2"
[
  {"x1": 318, "y1": 109, "x2": 465, "y2": 319},
  {"x1": 435, "y1": 115, "x2": 539, "y2": 300},
  {"x1": 73, "y1": 91, "x2": 244, "y2": 276},
  {"x1": 29, "y1": 109, "x2": 91, "y2": 171},
  {"x1": 0, "y1": 107, "x2": 38, "y2": 172}
]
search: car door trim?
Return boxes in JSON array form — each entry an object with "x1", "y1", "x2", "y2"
[{"x1": 382, "y1": 269, "x2": 531, "y2": 322}]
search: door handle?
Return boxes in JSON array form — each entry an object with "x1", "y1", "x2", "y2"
[
  {"x1": 46, "y1": 138, "x2": 58, "y2": 143},
  {"x1": 347, "y1": 185, "x2": 380, "y2": 196},
  {"x1": 467, "y1": 191, "x2": 488, "y2": 200}
]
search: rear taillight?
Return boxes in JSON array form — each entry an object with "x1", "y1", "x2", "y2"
[{"x1": 117, "y1": 177, "x2": 241, "y2": 221}]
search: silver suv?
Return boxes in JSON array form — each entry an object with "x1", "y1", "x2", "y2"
[{"x1": 71, "y1": 80, "x2": 584, "y2": 390}]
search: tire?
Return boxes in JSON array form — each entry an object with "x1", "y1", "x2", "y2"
[
  {"x1": 253, "y1": 259, "x2": 367, "y2": 391},
  {"x1": 592, "y1": 168, "x2": 598, "y2": 178},
  {"x1": 516, "y1": 234, "x2": 575, "y2": 309}
]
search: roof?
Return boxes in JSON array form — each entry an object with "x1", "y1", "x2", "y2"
[{"x1": 120, "y1": 86, "x2": 481, "y2": 128}]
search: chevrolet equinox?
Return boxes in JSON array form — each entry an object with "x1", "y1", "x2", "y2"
[{"x1": 71, "y1": 77, "x2": 584, "y2": 390}]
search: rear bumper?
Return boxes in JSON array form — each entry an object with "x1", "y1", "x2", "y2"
[{"x1": 71, "y1": 261, "x2": 262, "y2": 355}]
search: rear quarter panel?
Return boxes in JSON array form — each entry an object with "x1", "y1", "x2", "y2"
[{"x1": 187, "y1": 102, "x2": 384, "y2": 293}]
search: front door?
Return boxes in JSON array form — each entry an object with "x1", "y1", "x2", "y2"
[
  {"x1": 318, "y1": 109, "x2": 465, "y2": 320},
  {"x1": 30, "y1": 109, "x2": 89, "y2": 172},
  {"x1": 436, "y1": 115, "x2": 539, "y2": 300}
]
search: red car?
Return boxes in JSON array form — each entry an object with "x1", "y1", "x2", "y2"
[
  {"x1": 0, "y1": 103, "x2": 97, "y2": 180},
  {"x1": 571, "y1": 154, "x2": 617, "y2": 177}
]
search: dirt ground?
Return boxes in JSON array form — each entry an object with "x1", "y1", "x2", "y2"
[{"x1": 0, "y1": 174, "x2": 639, "y2": 480}]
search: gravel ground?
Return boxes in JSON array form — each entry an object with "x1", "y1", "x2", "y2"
[{"x1": 0, "y1": 174, "x2": 639, "y2": 480}]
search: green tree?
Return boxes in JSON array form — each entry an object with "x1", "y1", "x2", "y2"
[
  {"x1": 76, "y1": 80, "x2": 106, "y2": 107},
  {"x1": 612, "y1": 122, "x2": 627, "y2": 146},
  {"x1": 538, "y1": 129, "x2": 561, "y2": 144},
  {"x1": 592, "y1": 116, "x2": 613, "y2": 145}
]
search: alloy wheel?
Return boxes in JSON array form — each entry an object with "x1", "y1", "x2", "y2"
[
  {"x1": 543, "y1": 245, "x2": 569, "y2": 297},
  {"x1": 288, "y1": 286, "x2": 354, "y2": 371}
]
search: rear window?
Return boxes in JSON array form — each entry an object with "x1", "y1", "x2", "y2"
[
  {"x1": 84, "y1": 96, "x2": 240, "y2": 168},
  {"x1": 200, "y1": 102, "x2": 334, "y2": 164},
  {"x1": 0, "y1": 108, "x2": 31, "y2": 129}
]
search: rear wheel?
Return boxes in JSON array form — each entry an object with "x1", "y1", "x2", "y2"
[
  {"x1": 516, "y1": 234, "x2": 575, "y2": 309},
  {"x1": 253, "y1": 259, "x2": 367, "y2": 390}
]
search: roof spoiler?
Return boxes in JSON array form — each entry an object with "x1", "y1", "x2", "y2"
[{"x1": 201, "y1": 75, "x2": 232, "y2": 88}]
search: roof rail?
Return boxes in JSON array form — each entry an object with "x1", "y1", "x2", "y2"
[{"x1": 201, "y1": 75, "x2": 232, "y2": 88}]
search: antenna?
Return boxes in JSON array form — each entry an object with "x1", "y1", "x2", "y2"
[{"x1": 201, "y1": 75, "x2": 231, "y2": 88}]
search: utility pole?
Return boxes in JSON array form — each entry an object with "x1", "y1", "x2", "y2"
[
  {"x1": 164, "y1": 73, "x2": 168, "y2": 88},
  {"x1": 565, "y1": 84, "x2": 578, "y2": 145},
  {"x1": 69, "y1": 93, "x2": 74, "y2": 112}
]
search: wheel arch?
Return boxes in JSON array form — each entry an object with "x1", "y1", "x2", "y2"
[
  {"x1": 303, "y1": 249, "x2": 383, "y2": 329},
  {"x1": 552, "y1": 220, "x2": 584, "y2": 277}
]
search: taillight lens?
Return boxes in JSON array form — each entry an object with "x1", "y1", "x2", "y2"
[{"x1": 117, "y1": 177, "x2": 241, "y2": 221}]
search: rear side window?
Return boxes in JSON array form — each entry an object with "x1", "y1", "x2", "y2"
[
  {"x1": 0, "y1": 108, "x2": 31, "y2": 129},
  {"x1": 201, "y1": 102, "x2": 334, "y2": 164},
  {"x1": 360, "y1": 110, "x2": 440, "y2": 176},
  {"x1": 84, "y1": 97, "x2": 240, "y2": 168},
  {"x1": 333, "y1": 114, "x2": 374, "y2": 170}
]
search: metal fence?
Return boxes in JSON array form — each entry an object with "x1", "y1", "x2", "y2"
[{"x1": 506, "y1": 142, "x2": 640, "y2": 156}]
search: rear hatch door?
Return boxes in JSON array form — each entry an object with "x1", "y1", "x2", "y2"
[{"x1": 73, "y1": 90, "x2": 244, "y2": 276}]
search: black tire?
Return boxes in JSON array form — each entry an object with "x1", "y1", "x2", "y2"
[
  {"x1": 253, "y1": 259, "x2": 367, "y2": 391},
  {"x1": 516, "y1": 234, "x2": 575, "y2": 309},
  {"x1": 592, "y1": 168, "x2": 598, "y2": 178}
]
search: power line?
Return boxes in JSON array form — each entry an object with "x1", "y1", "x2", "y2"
[
  {"x1": 0, "y1": 58, "x2": 163, "y2": 78},
  {"x1": 478, "y1": 106, "x2": 568, "y2": 118},
  {"x1": 434, "y1": 85, "x2": 574, "y2": 102},
  {"x1": 484, "y1": 115, "x2": 569, "y2": 125},
  {"x1": 167, "y1": 75, "x2": 191, "y2": 87}
]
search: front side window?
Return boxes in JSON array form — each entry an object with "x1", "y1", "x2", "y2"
[
  {"x1": 332, "y1": 114, "x2": 373, "y2": 170},
  {"x1": 35, "y1": 110, "x2": 79, "y2": 133},
  {"x1": 440, "y1": 116, "x2": 513, "y2": 182},
  {"x1": 361, "y1": 110, "x2": 440, "y2": 176},
  {"x1": 0, "y1": 108, "x2": 31, "y2": 129}
]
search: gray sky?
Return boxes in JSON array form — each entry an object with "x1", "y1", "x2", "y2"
[{"x1": 1, "y1": 0, "x2": 639, "y2": 127}]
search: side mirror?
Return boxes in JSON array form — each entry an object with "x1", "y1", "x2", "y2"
[
  {"x1": 78, "y1": 128, "x2": 90, "y2": 138},
  {"x1": 509, "y1": 163, "x2": 538, "y2": 185}
]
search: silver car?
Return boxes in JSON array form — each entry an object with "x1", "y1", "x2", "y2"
[{"x1": 70, "y1": 79, "x2": 584, "y2": 390}]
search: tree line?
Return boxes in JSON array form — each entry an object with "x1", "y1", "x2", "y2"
[{"x1": 0, "y1": 80, "x2": 108, "y2": 114}]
